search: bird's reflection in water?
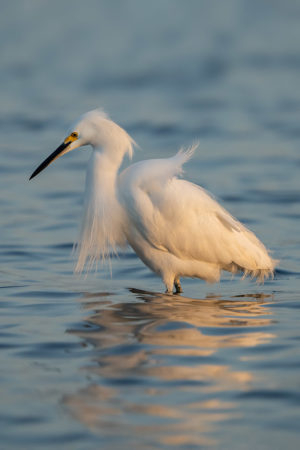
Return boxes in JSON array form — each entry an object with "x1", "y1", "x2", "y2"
[{"x1": 64, "y1": 289, "x2": 275, "y2": 447}]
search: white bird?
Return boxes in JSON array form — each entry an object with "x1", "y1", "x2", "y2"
[{"x1": 30, "y1": 110, "x2": 277, "y2": 293}]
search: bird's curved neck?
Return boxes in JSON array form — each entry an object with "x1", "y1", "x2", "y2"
[
  {"x1": 85, "y1": 150, "x2": 122, "y2": 204},
  {"x1": 93, "y1": 146, "x2": 123, "y2": 173}
]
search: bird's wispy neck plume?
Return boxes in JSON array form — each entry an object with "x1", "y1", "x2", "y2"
[{"x1": 74, "y1": 151, "x2": 127, "y2": 274}]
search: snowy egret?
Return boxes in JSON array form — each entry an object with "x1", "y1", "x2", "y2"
[{"x1": 30, "y1": 110, "x2": 277, "y2": 293}]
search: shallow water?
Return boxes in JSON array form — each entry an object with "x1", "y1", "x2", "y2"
[{"x1": 1, "y1": 1, "x2": 300, "y2": 448}]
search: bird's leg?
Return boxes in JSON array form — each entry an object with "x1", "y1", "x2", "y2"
[
  {"x1": 174, "y1": 277, "x2": 183, "y2": 294},
  {"x1": 164, "y1": 275, "x2": 174, "y2": 295}
]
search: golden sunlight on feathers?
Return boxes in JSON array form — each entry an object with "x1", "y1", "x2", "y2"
[{"x1": 30, "y1": 109, "x2": 277, "y2": 293}]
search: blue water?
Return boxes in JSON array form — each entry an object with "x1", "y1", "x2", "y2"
[{"x1": 1, "y1": 1, "x2": 300, "y2": 448}]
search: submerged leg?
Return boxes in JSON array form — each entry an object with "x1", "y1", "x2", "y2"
[{"x1": 174, "y1": 277, "x2": 183, "y2": 294}]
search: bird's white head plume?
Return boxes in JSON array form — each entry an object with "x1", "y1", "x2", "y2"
[{"x1": 74, "y1": 110, "x2": 135, "y2": 158}]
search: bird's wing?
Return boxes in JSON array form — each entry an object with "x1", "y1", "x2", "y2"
[
  {"x1": 119, "y1": 145, "x2": 197, "y2": 249},
  {"x1": 119, "y1": 149, "x2": 273, "y2": 273}
]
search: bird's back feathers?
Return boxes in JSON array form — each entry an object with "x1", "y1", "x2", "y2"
[{"x1": 119, "y1": 146, "x2": 276, "y2": 282}]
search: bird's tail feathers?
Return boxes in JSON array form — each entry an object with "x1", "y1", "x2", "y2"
[{"x1": 226, "y1": 256, "x2": 278, "y2": 283}]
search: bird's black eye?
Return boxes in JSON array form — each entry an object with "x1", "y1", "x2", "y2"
[{"x1": 71, "y1": 132, "x2": 78, "y2": 138}]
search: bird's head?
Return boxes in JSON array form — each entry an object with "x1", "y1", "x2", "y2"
[{"x1": 29, "y1": 109, "x2": 135, "y2": 180}]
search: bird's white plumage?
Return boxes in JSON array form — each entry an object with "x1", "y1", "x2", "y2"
[
  {"x1": 32, "y1": 109, "x2": 277, "y2": 293},
  {"x1": 117, "y1": 147, "x2": 275, "y2": 291}
]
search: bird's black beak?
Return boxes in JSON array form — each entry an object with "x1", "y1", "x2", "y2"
[{"x1": 29, "y1": 141, "x2": 72, "y2": 180}]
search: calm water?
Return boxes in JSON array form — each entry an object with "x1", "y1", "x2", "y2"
[{"x1": 1, "y1": 1, "x2": 300, "y2": 448}]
